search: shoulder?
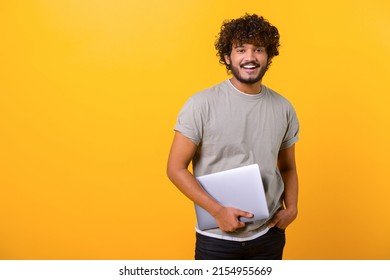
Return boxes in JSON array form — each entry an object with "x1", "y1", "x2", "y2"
[
  {"x1": 263, "y1": 86, "x2": 296, "y2": 110},
  {"x1": 188, "y1": 80, "x2": 229, "y2": 104},
  {"x1": 178, "y1": 81, "x2": 228, "y2": 117}
]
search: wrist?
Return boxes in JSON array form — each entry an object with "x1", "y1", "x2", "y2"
[
  {"x1": 209, "y1": 204, "x2": 224, "y2": 218},
  {"x1": 285, "y1": 206, "x2": 298, "y2": 217}
]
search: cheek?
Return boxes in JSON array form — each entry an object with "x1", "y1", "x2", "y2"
[{"x1": 258, "y1": 56, "x2": 268, "y2": 66}]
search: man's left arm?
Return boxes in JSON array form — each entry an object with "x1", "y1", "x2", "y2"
[{"x1": 268, "y1": 144, "x2": 298, "y2": 229}]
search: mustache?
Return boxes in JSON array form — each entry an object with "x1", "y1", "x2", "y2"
[{"x1": 240, "y1": 62, "x2": 261, "y2": 68}]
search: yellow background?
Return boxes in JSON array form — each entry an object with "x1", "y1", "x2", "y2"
[{"x1": 1, "y1": 0, "x2": 389, "y2": 259}]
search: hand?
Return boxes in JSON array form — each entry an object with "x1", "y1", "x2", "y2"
[
  {"x1": 268, "y1": 208, "x2": 297, "y2": 230},
  {"x1": 213, "y1": 206, "x2": 253, "y2": 232}
]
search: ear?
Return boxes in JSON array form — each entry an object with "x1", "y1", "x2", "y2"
[{"x1": 224, "y1": 54, "x2": 231, "y2": 65}]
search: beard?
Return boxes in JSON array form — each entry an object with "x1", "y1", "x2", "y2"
[{"x1": 229, "y1": 61, "x2": 268, "y2": 85}]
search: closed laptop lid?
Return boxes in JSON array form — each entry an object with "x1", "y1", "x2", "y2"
[{"x1": 194, "y1": 164, "x2": 269, "y2": 231}]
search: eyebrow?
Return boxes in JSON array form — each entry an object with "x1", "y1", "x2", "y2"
[{"x1": 233, "y1": 44, "x2": 265, "y2": 48}]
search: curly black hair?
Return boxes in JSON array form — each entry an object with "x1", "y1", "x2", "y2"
[{"x1": 215, "y1": 14, "x2": 280, "y2": 71}]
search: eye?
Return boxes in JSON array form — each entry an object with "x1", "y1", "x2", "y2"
[
  {"x1": 236, "y1": 48, "x2": 245, "y2": 53},
  {"x1": 255, "y1": 48, "x2": 265, "y2": 53}
]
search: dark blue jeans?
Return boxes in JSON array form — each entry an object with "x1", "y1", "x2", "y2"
[{"x1": 195, "y1": 227, "x2": 286, "y2": 260}]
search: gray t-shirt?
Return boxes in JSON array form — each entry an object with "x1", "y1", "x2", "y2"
[{"x1": 174, "y1": 80, "x2": 299, "y2": 241}]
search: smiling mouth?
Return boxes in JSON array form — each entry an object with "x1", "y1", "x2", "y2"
[{"x1": 241, "y1": 64, "x2": 260, "y2": 70}]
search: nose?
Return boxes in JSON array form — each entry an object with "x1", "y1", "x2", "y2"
[{"x1": 244, "y1": 49, "x2": 256, "y2": 61}]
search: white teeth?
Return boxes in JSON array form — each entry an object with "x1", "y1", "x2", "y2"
[{"x1": 243, "y1": 65, "x2": 256, "y2": 69}]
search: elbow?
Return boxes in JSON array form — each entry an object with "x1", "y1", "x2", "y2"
[
  {"x1": 166, "y1": 162, "x2": 174, "y2": 182},
  {"x1": 166, "y1": 162, "x2": 180, "y2": 183},
  {"x1": 167, "y1": 162, "x2": 190, "y2": 185},
  {"x1": 166, "y1": 165, "x2": 174, "y2": 182},
  {"x1": 279, "y1": 165, "x2": 297, "y2": 175}
]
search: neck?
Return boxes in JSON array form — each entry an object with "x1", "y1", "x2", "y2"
[{"x1": 229, "y1": 77, "x2": 262, "y2": 94}]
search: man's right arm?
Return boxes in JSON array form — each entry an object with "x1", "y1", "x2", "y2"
[{"x1": 166, "y1": 132, "x2": 253, "y2": 232}]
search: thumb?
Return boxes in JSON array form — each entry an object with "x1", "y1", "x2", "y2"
[{"x1": 268, "y1": 216, "x2": 278, "y2": 228}]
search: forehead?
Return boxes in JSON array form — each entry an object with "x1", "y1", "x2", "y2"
[{"x1": 232, "y1": 38, "x2": 265, "y2": 47}]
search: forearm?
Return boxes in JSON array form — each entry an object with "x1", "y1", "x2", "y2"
[
  {"x1": 280, "y1": 168, "x2": 298, "y2": 215},
  {"x1": 167, "y1": 167, "x2": 223, "y2": 217},
  {"x1": 166, "y1": 132, "x2": 251, "y2": 232},
  {"x1": 167, "y1": 166, "x2": 253, "y2": 232},
  {"x1": 269, "y1": 144, "x2": 299, "y2": 229}
]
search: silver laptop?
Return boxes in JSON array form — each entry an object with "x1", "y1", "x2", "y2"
[{"x1": 194, "y1": 164, "x2": 269, "y2": 231}]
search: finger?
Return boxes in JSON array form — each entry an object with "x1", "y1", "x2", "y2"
[
  {"x1": 236, "y1": 209, "x2": 254, "y2": 218},
  {"x1": 268, "y1": 217, "x2": 278, "y2": 228},
  {"x1": 245, "y1": 212, "x2": 254, "y2": 218},
  {"x1": 236, "y1": 221, "x2": 246, "y2": 229}
]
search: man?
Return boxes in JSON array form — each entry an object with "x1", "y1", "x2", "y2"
[{"x1": 167, "y1": 13, "x2": 299, "y2": 260}]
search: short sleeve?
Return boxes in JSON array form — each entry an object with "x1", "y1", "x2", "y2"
[
  {"x1": 173, "y1": 97, "x2": 203, "y2": 145},
  {"x1": 280, "y1": 105, "x2": 300, "y2": 150}
]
